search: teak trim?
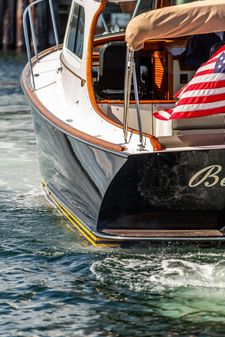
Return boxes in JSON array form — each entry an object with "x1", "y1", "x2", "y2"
[
  {"x1": 21, "y1": 46, "x2": 125, "y2": 153},
  {"x1": 60, "y1": 53, "x2": 86, "y2": 87},
  {"x1": 98, "y1": 99, "x2": 176, "y2": 104},
  {"x1": 86, "y1": 0, "x2": 122, "y2": 130},
  {"x1": 93, "y1": 33, "x2": 125, "y2": 47},
  {"x1": 103, "y1": 229, "x2": 223, "y2": 237}
]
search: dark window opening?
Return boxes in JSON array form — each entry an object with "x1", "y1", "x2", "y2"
[{"x1": 66, "y1": 3, "x2": 85, "y2": 59}]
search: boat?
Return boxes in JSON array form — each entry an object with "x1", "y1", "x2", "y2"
[{"x1": 21, "y1": 0, "x2": 225, "y2": 247}]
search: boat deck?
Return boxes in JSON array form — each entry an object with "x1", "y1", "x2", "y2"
[{"x1": 31, "y1": 49, "x2": 225, "y2": 155}]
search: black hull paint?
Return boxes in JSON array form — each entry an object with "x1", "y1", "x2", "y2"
[
  {"x1": 99, "y1": 151, "x2": 225, "y2": 231},
  {"x1": 31, "y1": 105, "x2": 225, "y2": 244},
  {"x1": 31, "y1": 106, "x2": 126, "y2": 232}
]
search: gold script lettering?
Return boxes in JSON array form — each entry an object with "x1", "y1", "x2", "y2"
[{"x1": 189, "y1": 165, "x2": 222, "y2": 188}]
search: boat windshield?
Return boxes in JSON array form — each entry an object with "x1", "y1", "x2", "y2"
[
  {"x1": 95, "y1": 0, "x2": 208, "y2": 37},
  {"x1": 95, "y1": 1, "x2": 155, "y2": 37}
]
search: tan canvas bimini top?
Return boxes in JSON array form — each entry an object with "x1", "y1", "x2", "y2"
[{"x1": 126, "y1": 0, "x2": 225, "y2": 51}]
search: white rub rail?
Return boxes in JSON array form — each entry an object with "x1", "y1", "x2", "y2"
[{"x1": 23, "y1": 0, "x2": 59, "y2": 90}]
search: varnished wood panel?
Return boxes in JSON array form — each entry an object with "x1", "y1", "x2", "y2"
[{"x1": 103, "y1": 229, "x2": 223, "y2": 237}]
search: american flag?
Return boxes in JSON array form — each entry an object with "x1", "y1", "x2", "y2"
[{"x1": 154, "y1": 45, "x2": 225, "y2": 120}]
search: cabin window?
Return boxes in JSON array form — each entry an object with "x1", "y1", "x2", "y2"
[{"x1": 66, "y1": 3, "x2": 85, "y2": 59}]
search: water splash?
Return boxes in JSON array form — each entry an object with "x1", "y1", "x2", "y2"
[
  {"x1": 90, "y1": 251, "x2": 225, "y2": 322},
  {"x1": 91, "y1": 252, "x2": 225, "y2": 289}
]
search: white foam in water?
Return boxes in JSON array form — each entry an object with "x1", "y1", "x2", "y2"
[
  {"x1": 90, "y1": 255, "x2": 225, "y2": 321},
  {"x1": 90, "y1": 255, "x2": 225, "y2": 292}
]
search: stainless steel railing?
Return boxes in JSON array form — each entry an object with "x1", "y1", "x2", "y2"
[
  {"x1": 23, "y1": 0, "x2": 59, "y2": 90},
  {"x1": 123, "y1": 49, "x2": 144, "y2": 148}
]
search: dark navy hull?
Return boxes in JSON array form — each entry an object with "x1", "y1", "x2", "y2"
[
  {"x1": 31, "y1": 106, "x2": 126, "y2": 239},
  {"x1": 31, "y1": 105, "x2": 225, "y2": 245},
  {"x1": 99, "y1": 151, "x2": 225, "y2": 231}
]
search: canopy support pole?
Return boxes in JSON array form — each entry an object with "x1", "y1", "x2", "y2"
[
  {"x1": 123, "y1": 49, "x2": 133, "y2": 144},
  {"x1": 123, "y1": 50, "x2": 164, "y2": 151},
  {"x1": 123, "y1": 49, "x2": 144, "y2": 148},
  {"x1": 132, "y1": 61, "x2": 144, "y2": 149}
]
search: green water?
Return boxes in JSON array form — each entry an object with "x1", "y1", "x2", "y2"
[{"x1": 1, "y1": 52, "x2": 225, "y2": 336}]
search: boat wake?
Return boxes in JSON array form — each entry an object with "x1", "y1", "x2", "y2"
[
  {"x1": 91, "y1": 254, "x2": 225, "y2": 291},
  {"x1": 90, "y1": 251, "x2": 225, "y2": 321}
]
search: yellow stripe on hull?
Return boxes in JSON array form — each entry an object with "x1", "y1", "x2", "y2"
[{"x1": 41, "y1": 180, "x2": 120, "y2": 248}]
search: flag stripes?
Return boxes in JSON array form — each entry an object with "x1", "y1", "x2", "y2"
[{"x1": 154, "y1": 46, "x2": 225, "y2": 120}]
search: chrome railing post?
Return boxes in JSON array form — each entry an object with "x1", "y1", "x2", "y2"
[
  {"x1": 28, "y1": 7, "x2": 39, "y2": 62},
  {"x1": 48, "y1": 0, "x2": 59, "y2": 48},
  {"x1": 23, "y1": 8, "x2": 36, "y2": 90},
  {"x1": 100, "y1": 14, "x2": 109, "y2": 33},
  {"x1": 123, "y1": 0, "x2": 143, "y2": 145},
  {"x1": 132, "y1": 0, "x2": 142, "y2": 19},
  {"x1": 132, "y1": 62, "x2": 144, "y2": 148},
  {"x1": 123, "y1": 49, "x2": 133, "y2": 144},
  {"x1": 123, "y1": 49, "x2": 144, "y2": 149},
  {"x1": 23, "y1": 0, "x2": 60, "y2": 90}
]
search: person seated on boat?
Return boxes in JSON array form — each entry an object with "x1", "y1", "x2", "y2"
[{"x1": 184, "y1": 32, "x2": 225, "y2": 70}]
